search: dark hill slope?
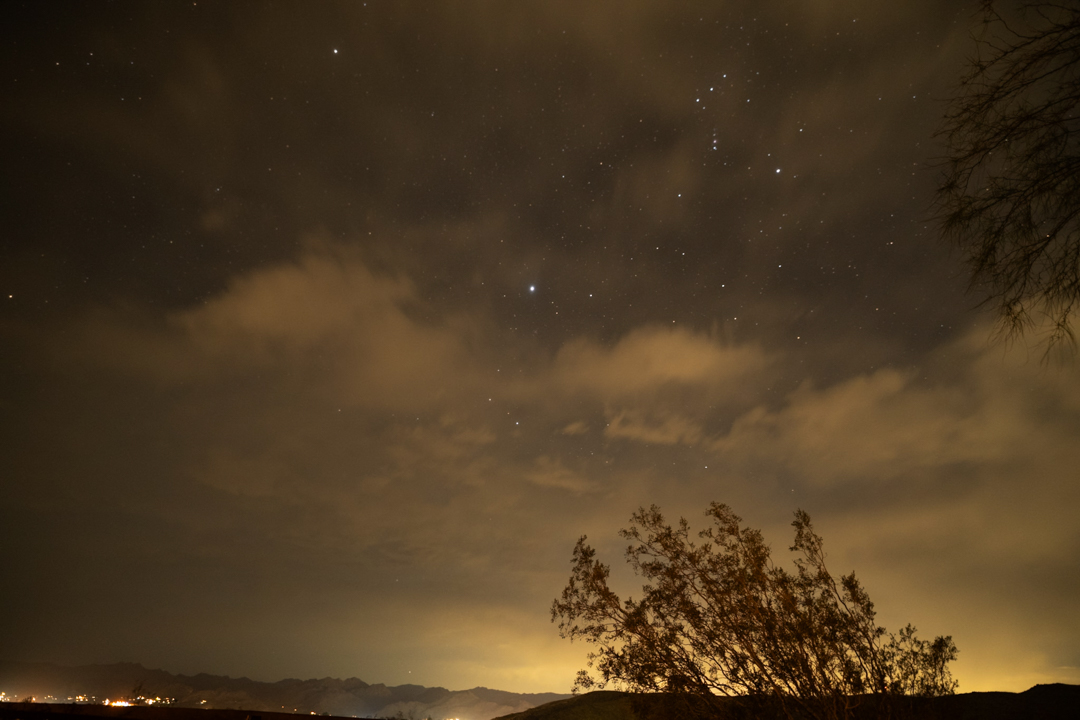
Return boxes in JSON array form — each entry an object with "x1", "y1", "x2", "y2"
[
  {"x1": 492, "y1": 692, "x2": 634, "y2": 720},
  {"x1": 493, "y1": 684, "x2": 1080, "y2": 720}
]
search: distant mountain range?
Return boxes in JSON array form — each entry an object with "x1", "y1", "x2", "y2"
[
  {"x1": 0, "y1": 662, "x2": 570, "y2": 720},
  {"x1": 8, "y1": 663, "x2": 1078, "y2": 720}
]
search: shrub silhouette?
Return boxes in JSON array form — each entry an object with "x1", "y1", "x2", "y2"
[{"x1": 552, "y1": 503, "x2": 957, "y2": 720}]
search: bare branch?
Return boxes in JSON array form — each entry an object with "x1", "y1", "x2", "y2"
[{"x1": 937, "y1": 1, "x2": 1080, "y2": 353}]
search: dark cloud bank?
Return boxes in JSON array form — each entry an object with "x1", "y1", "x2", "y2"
[{"x1": 2, "y1": 0, "x2": 1078, "y2": 694}]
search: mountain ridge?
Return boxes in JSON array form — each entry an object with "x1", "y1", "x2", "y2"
[{"x1": 0, "y1": 662, "x2": 570, "y2": 720}]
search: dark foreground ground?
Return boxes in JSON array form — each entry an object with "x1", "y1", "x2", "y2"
[
  {"x1": 491, "y1": 685, "x2": 1080, "y2": 720},
  {"x1": 0, "y1": 705, "x2": 344, "y2": 720},
  {"x1": 5, "y1": 685, "x2": 1080, "y2": 720}
]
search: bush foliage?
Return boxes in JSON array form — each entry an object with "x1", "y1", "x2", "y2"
[{"x1": 552, "y1": 503, "x2": 957, "y2": 720}]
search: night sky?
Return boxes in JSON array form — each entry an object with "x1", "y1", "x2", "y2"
[{"x1": 3, "y1": 0, "x2": 1079, "y2": 696}]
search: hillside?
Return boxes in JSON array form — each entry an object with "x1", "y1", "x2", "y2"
[{"x1": 492, "y1": 684, "x2": 1080, "y2": 720}]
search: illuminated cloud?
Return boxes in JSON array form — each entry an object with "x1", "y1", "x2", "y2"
[
  {"x1": 524, "y1": 456, "x2": 596, "y2": 494},
  {"x1": 604, "y1": 409, "x2": 703, "y2": 446},
  {"x1": 710, "y1": 329, "x2": 1080, "y2": 489},
  {"x1": 68, "y1": 245, "x2": 481, "y2": 412},
  {"x1": 548, "y1": 326, "x2": 767, "y2": 399}
]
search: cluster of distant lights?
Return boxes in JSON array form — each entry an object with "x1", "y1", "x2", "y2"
[
  {"x1": 0, "y1": 693, "x2": 177, "y2": 707},
  {"x1": 106, "y1": 696, "x2": 174, "y2": 707},
  {"x1": 0, "y1": 693, "x2": 81, "y2": 704},
  {"x1": 0, "y1": 693, "x2": 97, "y2": 704},
  {"x1": 0, "y1": 693, "x2": 462, "y2": 720}
]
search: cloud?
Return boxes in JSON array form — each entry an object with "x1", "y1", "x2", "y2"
[
  {"x1": 560, "y1": 421, "x2": 588, "y2": 435},
  {"x1": 524, "y1": 456, "x2": 595, "y2": 494},
  {"x1": 604, "y1": 409, "x2": 703, "y2": 446},
  {"x1": 73, "y1": 254, "x2": 774, "y2": 426},
  {"x1": 549, "y1": 325, "x2": 767, "y2": 400},
  {"x1": 71, "y1": 244, "x2": 479, "y2": 411},
  {"x1": 709, "y1": 330, "x2": 1080, "y2": 489}
]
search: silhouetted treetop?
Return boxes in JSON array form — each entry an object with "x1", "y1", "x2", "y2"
[{"x1": 938, "y1": 1, "x2": 1080, "y2": 350}]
